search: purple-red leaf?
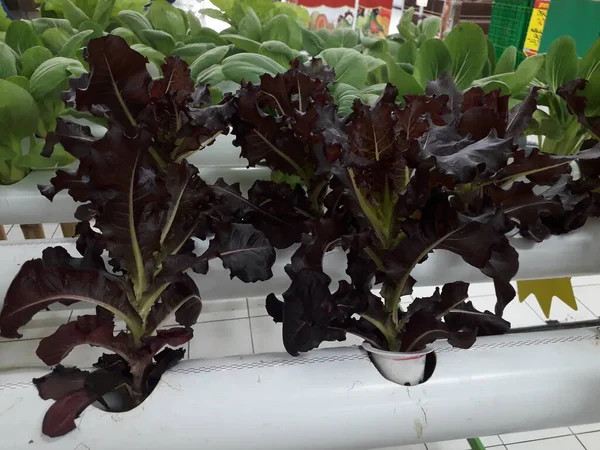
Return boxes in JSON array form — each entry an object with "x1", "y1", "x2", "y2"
[
  {"x1": 141, "y1": 327, "x2": 193, "y2": 355},
  {"x1": 42, "y1": 126, "x2": 169, "y2": 290},
  {"x1": 33, "y1": 366, "x2": 90, "y2": 401},
  {"x1": 148, "y1": 275, "x2": 202, "y2": 330},
  {"x1": 557, "y1": 78, "x2": 600, "y2": 137},
  {"x1": 205, "y1": 223, "x2": 275, "y2": 283},
  {"x1": 0, "y1": 255, "x2": 137, "y2": 339},
  {"x1": 76, "y1": 35, "x2": 151, "y2": 130},
  {"x1": 42, "y1": 389, "x2": 98, "y2": 438},
  {"x1": 36, "y1": 314, "x2": 131, "y2": 366}
]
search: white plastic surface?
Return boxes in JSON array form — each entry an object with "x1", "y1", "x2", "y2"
[{"x1": 1, "y1": 327, "x2": 600, "y2": 449}]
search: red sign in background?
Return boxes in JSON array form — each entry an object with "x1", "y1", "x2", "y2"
[{"x1": 291, "y1": 0, "x2": 393, "y2": 34}]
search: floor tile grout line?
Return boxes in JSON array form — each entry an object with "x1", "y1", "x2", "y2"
[
  {"x1": 574, "y1": 294, "x2": 599, "y2": 317},
  {"x1": 246, "y1": 298, "x2": 255, "y2": 354},
  {"x1": 572, "y1": 429, "x2": 600, "y2": 436},
  {"x1": 574, "y1": 433, "x2": 588, "y2": 450},
  {"x1": 523, "y1": 299, "x2": 548, "y2": 323},
  {"x1": 499, "y1": 430, "x2": 574, "y2": 446}
]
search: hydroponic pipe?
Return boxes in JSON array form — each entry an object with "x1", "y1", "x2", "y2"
[
  {"x1": 1, "y1": 327, "x2": 600, "y2": 449},
  {"x1": 1, "y1": 218, "x2": 600, "y2": 305}
]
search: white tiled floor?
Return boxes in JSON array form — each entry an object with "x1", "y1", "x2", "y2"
[
  {"x1": 3, "y1": 222, "x2": 600, "y2": 450},
  {"x1": 577, "y1": 431, "x2": 600, "y2": 449}
]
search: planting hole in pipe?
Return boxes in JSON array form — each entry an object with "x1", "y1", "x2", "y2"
[{"x1": 362, "y1": 343, "x2": 437, "y2": 386}]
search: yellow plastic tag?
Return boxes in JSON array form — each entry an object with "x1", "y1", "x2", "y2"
[
  {"x1": 517, "y1": 277, "x2": 577, "y2": 318},
  {"x1": 523, "y1": 0, "x2": 551, "y2": 56}
]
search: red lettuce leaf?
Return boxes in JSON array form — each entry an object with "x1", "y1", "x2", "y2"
[
  {"x1": 148, "y1": 275, "x2": 202, "y2": 330},
  {"x1": 41, "y1": 389, "x2": 98, "y2": 438},
  {"x1": 205, "y1": 223, "x2": 276, "y2": 283},
  {"x1": 557, "y1": 78, "x2": 600, "y2": 137},
  {"x1": 76, "y1": 35, "x2": 151, "y2": 130},
  {"x1": 0, "y1": 251, "x2": 138, "y2": 339},
  {"x1": 36, "y1": 314, "x2": 132, "y2": 366},
  {"x1": 33, "y1": 366, "x2": 90, "y2": 401}
]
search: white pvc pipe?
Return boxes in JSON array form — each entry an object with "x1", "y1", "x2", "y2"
[
  {"x1": 0, "y1": 164, "x2": 267, "y2": 225},
  {"x1": 1, "y1": 327, "x2": 600, "y2": 449},
  {"x1": 1, "y1": 218, "x2": 600, "y2": 308}
]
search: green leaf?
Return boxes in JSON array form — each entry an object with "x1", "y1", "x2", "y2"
[
  {"x1": 300, "y1": 27, "x2": 325, "y2": 56},
  {"x1": 330, "y1": 27, "x2": 359, "y2": 48},
  {"x1": 59, "y1": 29, "x2": 95, "y2": 58},
  {"x1": 18, "y1": 139, "x2": 74, "y2": 169},
  {"x1": 20, "y1": 46, "x2": 54, "y2": 78},
  {"x1": 61, "y1": 0, "x2": 91, "y2": 28},
  {"x1": 31, "y1": 18, "x2": 74, "y2": 35},
  {"x1": 190, "y1": 45, "x2": 232, "y2": 81},
  {"x1": 578, "y1": 38, "x2": 600, "y2": 115},
  {"x1": 413, "y1": 38, "x2": 452, "y2": 88},
  {"x1": 318, "y1": 48, "x2": 368, "y2": 89},
  {"x1": 0, "y1": 78, "x2": 39, "y2": 140},
  {"x1": 473, "y1": 54, "x2": 545, "y2": 95},
  {"x1": 421, "y1": 16, "x2": 441, "y2": 39},
  {"x1": 187, "y1": 11, "x2": 203, "y2": 37},
  {"x1": 146, "y1": 0, "x2": 186, "y2": 41},
  {"x1": 395, "y1": 40, "x2": 417, "y2": 64},
  {"x1": 361, "y1": 83, "x2": 387, "y2": 96},
  {"x1": 486, "y1": 38, "x2": 496, "y2": 74},
  {"x1": 269, "y1": 1, "x2": 309, "y2": 24},
  {"x1": 315, "y1": 28, "x2": 332, "y2": 46},
  {"x1": 196, "y1": 64, "x2": 226, "y2": 85},
  {"x1": 479, "y1": 80, "x2": 510, "y2": 96},
  {"x1": 171, "y1": 43, "x2": 217, "y2": 64},
  {"x1": 259, "y1": 41, "x2": 297, "y2": 69},
  {"x1": 140, "y1": 29, "x2": 176, "y2": 55},
  {"x1": 532, "y1": 108, "x2": 565, "y2": 141},
  {"x1": 263, "y1": 15, "x2": 302, "y2": 51},
  {"x1": 6, "y1": 20, "x2": 43, "y2": 56},
  {"x1": 6, "y1": 75, "x2": 29, "y2": 90},
  {"x1": 503, "y1": 53, "x2": 545, "y2": 94},
  {"x1": 362, "y1": 38, "x2": 388, "y2": 60},
  {"x1": 0, "y1": 43, "x2": 17, "y2": 79},
  {"x1": 331, "y1": 83, "x2": 360, "y2": 116},
  {"x1": 118, "y1": 10, "x2": 153, "y2": 44},
  {"x1": 444, "y1": 22, "x2": 488, "y2": 90},
  {"x1": 495, "y1": 46, "x2": 517, "y2": 75},
  {"x1": 198, "y1": 8, "x2": 233, "y2": 25},
  {"x1": 238, "y1": 7, "x2": 262, "y2": 41},
  {"x1": 130, "y1": 43, "x2": 166, "y2": 67},
  {"x1": 221, "y1": 33, "x2": 261, "y2": 53},
  {"x1": 0, "y1": 7, "x2": 10, "y2": 32},
  {"x1": 397, "y1": 7, "x2": 415, "y2": 41},
  {"x1": 221, "y1": 52, "x2": 286, "y2": 84},
  {"x1": 184, "y1": 28, "x2": 226, "y2": 46},
  {"x1": 79, "y1": 20, "x2": 104, "y2": 39},
  {"x1": 29, "y1": 57, "x2": 84, "y2": 100},
  {"x1": 545, "y1": 36, "x2": 579, "y2": 92},
  {"x1": 92, "y1": 0, "x2": 116, "y2": 29},
  {"x1": 41, "y1": 27, "x2": 72, "y2": 54},
  {"x1": 110, "y1": 26, "x2": 141, "y2": 45},
  {"x1": 384, "y1": 53, "x2": 423, "y2": 97}
]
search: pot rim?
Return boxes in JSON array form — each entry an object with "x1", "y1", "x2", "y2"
[{"x1": 361, "y1": 342, "x2": 434, "y2": 358}]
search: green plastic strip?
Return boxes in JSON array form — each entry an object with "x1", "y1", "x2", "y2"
[{"x1": 467, "y1": 438, "x2": 486, "y2": 450}]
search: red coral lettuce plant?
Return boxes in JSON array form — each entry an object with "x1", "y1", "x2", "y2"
[
  {"x1": 0, "y1": 36, "x2": 277, "y2": 437},
  {"x1": 242, "y1": 69, "x2": 600, "y2": 355}
]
